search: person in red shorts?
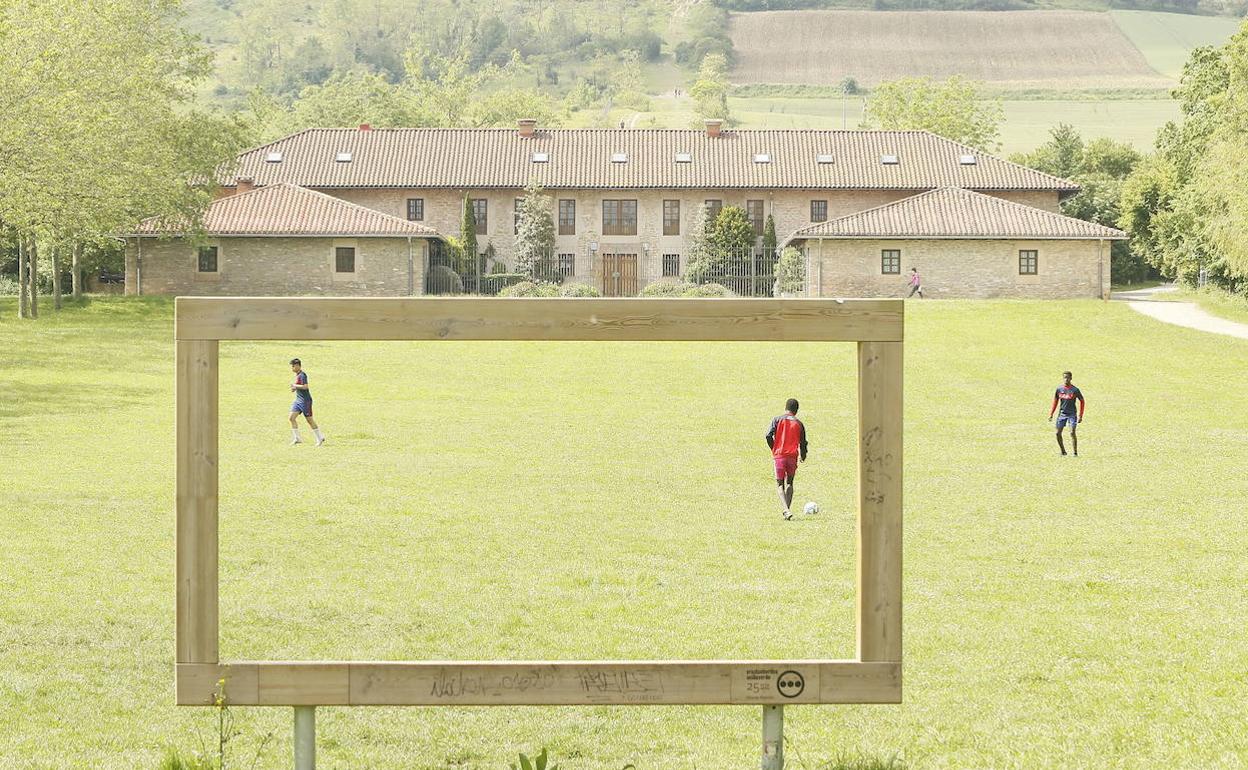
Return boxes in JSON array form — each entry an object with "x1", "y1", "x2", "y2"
[{"x1": 765, "y1": 398, "x2": 809, "y2": 520}]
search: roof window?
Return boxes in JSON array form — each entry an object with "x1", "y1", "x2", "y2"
[
  {"x1": 532, "y1": 152, "x2": 549, "y2": 163},
  {"x1": 960, "y1": 154, "x2": 978, "y2": 165},
  {"x1": 265, "y1": 151, "x2": 283, "y2": 163},
  {"x1": 335, "y1": 152, "x2": 352, "y2": 163},
  {"x1": 675, "y1": 152, "x2": 693, "y2": 163},
  {"x1": 816, "y1": 153, "x2": 835, "y2": 164},
  {"x1": 611, "y1": 152, "x2": 628, "y2": 163},
  {"x1": 753, "y1": 153, "x2": 772, "y2": 163},
  {"x1": 881, "y1": 154, "x2": 900, "y2": 165}
]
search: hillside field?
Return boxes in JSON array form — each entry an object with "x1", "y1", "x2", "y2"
[
  {"x1": 729, "y1": 10, "x2": 1174, "y2": 89},
  {"x1": 3, "y1": 297, "x2": 1248, "y2": 768},
  {"x1": 1110, "y1": 9, "x2": 1246, "y2": 79}
]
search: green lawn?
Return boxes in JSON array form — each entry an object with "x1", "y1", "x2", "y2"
[
  {"x1": 589, "y1": 95, "x2": 1179, "y2": 153},
  {"x1": 3, "y1": 297, "x2": 1248, "y2": 769},
  {"x1": 1111, "y1": 10, "x2": 1244, "y2": 80}
]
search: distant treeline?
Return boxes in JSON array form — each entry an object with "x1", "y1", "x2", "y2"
[{"x1": 714, "y1": 0, "x2": 1246, "y2": 15}]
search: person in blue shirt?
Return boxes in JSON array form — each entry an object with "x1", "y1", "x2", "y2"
[
  {"x1": 289, "y1": 358, "x2": 325, "y2": 446},
  {"x1": 1048, "y1": 370, "x2": 1085, "y2": 456}
]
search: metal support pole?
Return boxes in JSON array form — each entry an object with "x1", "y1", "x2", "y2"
[
  {"x1": 294, "y1": 706, "x2": 315, "y2": 770},
  {"x1": 761, "y1": 705, "x2": 784, "y2": 770}
]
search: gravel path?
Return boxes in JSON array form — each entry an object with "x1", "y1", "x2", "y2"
[{"x1": 1112, "y1": 284, "x2": 1248, "y2": 340}]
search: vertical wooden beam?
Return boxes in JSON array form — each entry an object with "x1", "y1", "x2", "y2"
[
  {"x1": 857, "y1": 340, "x2": 902, "y2": 662},
  {"x1": 177, "y1": 339, "x2": 219, "y2": 664}
]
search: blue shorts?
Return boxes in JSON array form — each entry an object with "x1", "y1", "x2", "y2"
[
  {"x1": 1056, "y1": 414, "x2": 1078, "y2": 430},
  {"x1": 291, "y1": 400, "x2": 313, "y2": 418}
]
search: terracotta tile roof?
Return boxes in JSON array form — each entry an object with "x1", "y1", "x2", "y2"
[
  {"x1": 132, "y1": 183, "x2": 439, "y2": 237},
  {"x1": 791, "y1": 187, "x2": 1126, "y2": 240},
  {"x1": 223, "y1": 128, "x2": 1079, "y2": 192}
]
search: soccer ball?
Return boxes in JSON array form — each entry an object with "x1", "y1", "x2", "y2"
[{"x1": 803, "y1": 501, "x2": 820, "y2": 515}]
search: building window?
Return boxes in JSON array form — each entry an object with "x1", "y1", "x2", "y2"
[
  {"x1": 558, "y1": 253, "x2": 575, "y2": 277},
  {"x1": 881, "y1": 249, "x2": 901, "y2": 275},
  {"x1": 196, "y1": 246, "x2": 218, "y2": 273},
  {"x1": 810, "y1": 200, "x2": 828, "y2": 223},
  {"x1": 559, "y1": 199, "x2": 576, "y2": 235},
  {"x1": 705, "y1": 199, "x2": 723, "y2": 223},
  {"x1": 1019, "y1": 250, "x2": 1038, "y2": 275},
  {"x1": 662, "y1": 253, "x2": 681, "y2": 277},
  {"x1": 514, "y1": 198, "x2": 523, "y2": 235},
  {"x1": 471, "y1": 198, "x2": 488, "y2": 235},
  {"x1": 663, "y1": 200, "x2": 681, "y2": 236},
  {"x1": 406, "y1": 198, "x2": 424, "y2": 221},
  {"x1": 747, "y1": 199, "x2": 765, "y2": 235},
  {"x1": 335, "y1": 246, "x2": 356, "y2": 273},
  {"x1": 602, "y1": 199, "x2": 638, "y2": 236}
]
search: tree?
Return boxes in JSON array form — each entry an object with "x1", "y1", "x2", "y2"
[
  {"x1": 762, "y1": 214, "x2": 778, "y2": 256},
  {"x1": 514, "y1": 181, "x2": 556, "y2": 279},
  {"x1": 460, "y1": 194, "x2": 479, "y2": 280},
  {"x1": 774, "y1": 246, "x2": 806, "y2": 296},
  {"x1": 862, "y1": 76, "x2": 1003, "y2": 152},
  {"x1": 690, "y1": 53, "x2": 732, "y2": 126}
]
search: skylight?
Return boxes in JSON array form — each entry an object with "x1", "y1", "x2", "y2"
[
  {"x1": 816, "y1": 153, "x2": 835, "y2": 164},
  {"x1": 335, "y1": 152, "x2": 352, "y2": 163},
  {"x1": 265, "y1": 151, "x2": 283, "y2": 163},
  {"x1": 753, "y1": 153, "x2": 772, "y2": 163},
  {"x1": 881, "y1": 154, "x2": 900, "y2": 165},
  {"x1": 532, "y1": 152, "x2": 549, "y2": 163},
  {"x1": 611, "y1": 152, "x2": 628, "y2": 163},
  {"x1": 959, "y1": 154, "x2": 978, "y2": 165},
  {"x1": 675, "y1": 152, "x2": 693, "y2": 163}
]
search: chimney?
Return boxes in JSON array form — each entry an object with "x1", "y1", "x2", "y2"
[
  {"x1": 358, "y1": 123, "x2": 372, "y2": 132},
  {"x1": 235, "y1": 176, "x2": 255, "y2": 194},
  {"x1": 517, "y1": 119, "x2": 537, "y2": 138},
  {"x1": 704, "y1": 119, "x2": 724, "y2": 138}
]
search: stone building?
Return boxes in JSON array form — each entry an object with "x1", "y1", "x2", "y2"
[{"x1": 125, "y1": 120, "x2": 1124, "y2": 298}]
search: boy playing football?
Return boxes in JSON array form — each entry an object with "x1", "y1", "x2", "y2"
[
  {"x1": 1048, "y1": 370, "x2": 1084, "y2": 456},
  {"x1": 289, "y1": 358, "x2": 325, "y2": 446},
  {"x1": 765, "y1": 398, "x2": 809, "y2": 520}
]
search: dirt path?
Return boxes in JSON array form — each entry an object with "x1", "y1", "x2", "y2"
[{"x1": 1112, "y1": 284, "x2": 1248, "y2": 340}]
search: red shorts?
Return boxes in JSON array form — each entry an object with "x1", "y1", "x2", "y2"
[{"x1": 774, "y1": 455, "x2": 798, "y2": 480}]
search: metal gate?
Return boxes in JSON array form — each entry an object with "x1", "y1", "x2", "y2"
[{"x1": 599, "y1": 253, "x2": 638, "y2": 297}]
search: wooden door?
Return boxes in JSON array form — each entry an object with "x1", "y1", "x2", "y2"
[{"x1": 600, "y1": 253, "x2": 638, "y2": 297}]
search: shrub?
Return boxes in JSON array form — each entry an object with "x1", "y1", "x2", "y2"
[
  {"x1": 479, "y1": 272, "x2": 528, "y2": 295},
  {"x1": 427, "y1": 264, "x2": 463, "y2": 294},
  {"x1": 499, "y1": 281, "x2": 559, "y2": 297},
  {"x1": 559, "y1": 283, "x2": 601, "y2": 297},
  {"x1": 640, "y1": 279, "x2": 692, "y2": 297},
  {"x1": 683, "y1": 282, "x2": 733, "y2": 297},
  {"x1": 774, "y1": 246, "x2": 806, "y2": 295},
  {"x1": 0, "y1": 275, "x2": 20, "y2": 296}
]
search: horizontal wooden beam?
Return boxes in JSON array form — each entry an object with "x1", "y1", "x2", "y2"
[
  {"x1": 174, "y1": 297, "x2": 904, "y2": 342},
  {"x1": 177, "y1": 660, "x2": 901, "y2": 707}
]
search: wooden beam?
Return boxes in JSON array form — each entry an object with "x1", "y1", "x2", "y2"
[
  {"x1": 176, "y1": 340, "x2": 218, "y2": 664},
  {"x1": 856, "y1": 341, "x2": 903, "y2": 663},
  {"x1": 175, "y1": 660, "x2": 900, "y2": 706},
  {"x1": 174, "y1": 297, "x2": 904, "y2": 343}
]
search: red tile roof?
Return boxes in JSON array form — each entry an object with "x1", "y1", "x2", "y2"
[
  {"x1": 791, "y1": 187, "x2": 1126, "y2": 240},
  {"x1": 223, "y1": 128, "x2": 1080, "y2": 192},
  {"x1": 132, "y1": 183, "x2": 438, "y2": 237}
]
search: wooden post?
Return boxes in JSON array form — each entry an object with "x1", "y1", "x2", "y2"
[
  {"x1": 176, "y1": 339, "x2": 219, "y2": 664},
  {"x1": 857, "y1": 340, "x2": 903, "y2": 663}
]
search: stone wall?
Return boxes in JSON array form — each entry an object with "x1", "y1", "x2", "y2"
[
  {"x1": 321, "y1": 187, "x2": 1052, "y2": 292},
  {"x1": 124, "y1": 236, "x2": 428, "y2": 296},
  {"x1": 807, "y1": 238, "x2": 1111, "y2": 299}
]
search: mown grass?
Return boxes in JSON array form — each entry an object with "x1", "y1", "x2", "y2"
[
  {"x1": 2, "y1": 296, "x2": 1247, "y2": 769},
  {"x1": 1111, "y1": 10, "x2": 1244, "y2": 80}
]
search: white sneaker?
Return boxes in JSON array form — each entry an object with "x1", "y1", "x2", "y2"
[
  {"x1": 782, "y1": 510, "x2": 793, "y2": 521},
  {"x1": 315, "y1": 437, "x2": 325, "y2": 447},
  {"x1": 291, "y1": 437, "x2": 302, "y2": 445}
]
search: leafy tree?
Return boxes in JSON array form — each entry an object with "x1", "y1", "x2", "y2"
[
  {"x1": 687, "y1": 205, "x2": 754, "y2": 283},
  {"x1": 762, "y1": 214, "x2": 778, "y2": 256},
  {"x1": 514, "y1": 181, "x2": 556, "y2": 279},
  {"x1": 460, "y1": 194, "x2": 479, "y2": 278},
  {"x1": 862, "y1": 76, "x2": 1003, "y2": 152},
  {"x1": 774, "y1": 246, "x2": 806, "y2": 295},
  {"x1": 690, "y1": 53, "x2": 733, "y2": 126}
]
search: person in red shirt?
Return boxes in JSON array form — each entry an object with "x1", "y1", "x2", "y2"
[{"x1": 765, "y1": 398, "x2": 809, "y2": 520}]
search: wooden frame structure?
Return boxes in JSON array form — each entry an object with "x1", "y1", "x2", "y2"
[{"x1": 175, "y1": 297, "x2": 903, "y2": 707}]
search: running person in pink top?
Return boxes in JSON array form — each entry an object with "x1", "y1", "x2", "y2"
[
  {"x1": 765, "y1": 398, "x2": 809, "y2": 520},
  {"x1": 907, "y1": 267, "x2": 924, "y2": 298}
]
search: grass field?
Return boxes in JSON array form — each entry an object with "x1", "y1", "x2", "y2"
[
  {"x1": 1111, "y1": 10, "x2": 1245, "y2": 79},
  {"x1": 728, "y1": 10, "x2": 1172, "y2": 89},
  {"x1": 597, "y1": 95, "x2": 1178, "y2": 153},
  {"x1": 3, "y1": 296, "x2": 1248, "y2": 768}
]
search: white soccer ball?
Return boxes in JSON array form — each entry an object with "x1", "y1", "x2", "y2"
[{"x1": 803, "y1": 501, "x2": 820, "y2": 515}]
